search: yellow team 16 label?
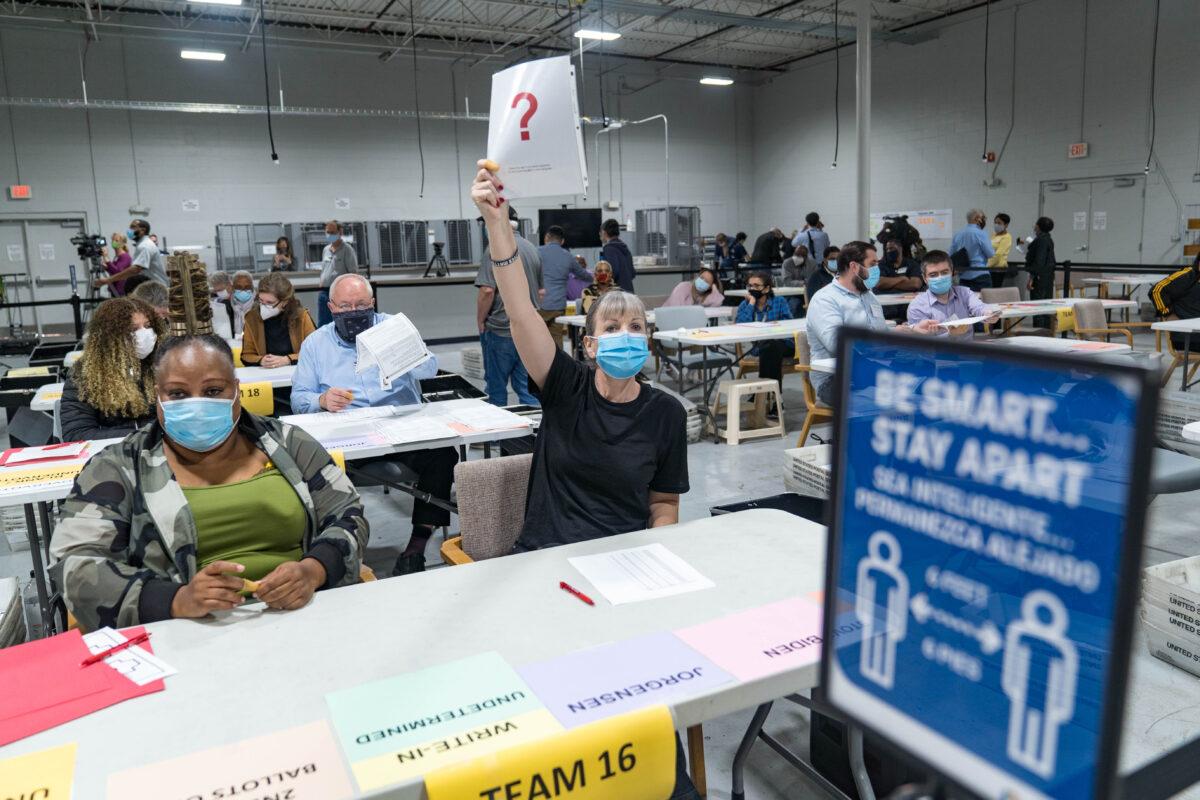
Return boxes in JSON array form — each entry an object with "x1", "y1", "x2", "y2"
[{"x1": 424, "y1": 705, "x2": 676, "y2": 800}]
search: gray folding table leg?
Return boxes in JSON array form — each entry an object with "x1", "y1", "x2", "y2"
[
  {"x1": 732, "y1": 702, "x2": 773, "y2": 800},
  {"x1": 23, "y1": 503, "x2": 54, "y2": 638}
]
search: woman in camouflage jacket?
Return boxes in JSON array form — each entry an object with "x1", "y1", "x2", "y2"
[{"x1": 50, "y1": 335, "x2": 369, "y2": 631}]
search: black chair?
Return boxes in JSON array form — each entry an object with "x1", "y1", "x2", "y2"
[{"x1": 9, "y1": 406, "x2": 54, "y2": 448}]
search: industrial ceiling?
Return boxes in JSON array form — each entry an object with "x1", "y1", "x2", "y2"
[{"x1": 0, "y1": 0, "x2": 985, "y2": 76}]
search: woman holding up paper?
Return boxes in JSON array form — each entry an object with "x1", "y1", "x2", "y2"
[
  {"x1": 52, "y1": 333, "x2": 369, "y2": 631},
  {"x1": 471, "y1": 161, "x2": 689, "y2": 551}
]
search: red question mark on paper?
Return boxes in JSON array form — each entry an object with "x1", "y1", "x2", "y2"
[{"x1": 511, "y1": 92, "x2": 539, "y2": 141}]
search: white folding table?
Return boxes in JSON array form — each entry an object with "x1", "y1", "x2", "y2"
[{"x1": 1152, "y1": 317, "x2": 1200, "y2": 392}]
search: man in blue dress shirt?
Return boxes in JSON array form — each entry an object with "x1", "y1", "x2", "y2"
[
  {"x1": 292, "y1": 273, "x2": 457, "y2": 576},
  {"x1": 950, "y1": 209, "x2": 996, "y2": 292}
]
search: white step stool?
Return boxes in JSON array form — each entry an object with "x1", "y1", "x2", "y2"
[{"x1": 713, "y1": 378, "x2": 785, "y2": 445}]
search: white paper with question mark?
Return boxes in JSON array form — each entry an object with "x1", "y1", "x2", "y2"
[{"x1": 487, "y1": 55, "x2": 588, "y2": 200}]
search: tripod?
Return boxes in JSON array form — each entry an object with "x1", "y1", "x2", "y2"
[{"x1": 423, "y1": 242, "x2": 449, "y2": 278}]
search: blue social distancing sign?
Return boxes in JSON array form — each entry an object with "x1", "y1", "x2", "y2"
[{"x1": 822, "y1": 330, "x2": 1156, "y2": 800}]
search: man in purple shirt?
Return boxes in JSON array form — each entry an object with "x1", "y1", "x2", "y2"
[{"x1": 907, "y1": 250, "x2": 999, "y2": 336}]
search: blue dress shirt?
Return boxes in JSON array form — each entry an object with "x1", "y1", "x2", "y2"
[
  {"x1": 950, "y1": 224, "x2": 996, "y2": 281},
  {"x1": 805, "y1": 281, "x2": 887, "y2": 393},
  {"x1": 290, "y1": 313, "x2": 439, "y2": 414}
]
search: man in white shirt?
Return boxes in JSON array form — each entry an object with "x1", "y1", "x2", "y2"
[
  {"x1": 807, "y1": 240, "x2": 938, "y2": 405},
  {"x1": 93, "y1": 219, "x2": 166, "y2": 290}
]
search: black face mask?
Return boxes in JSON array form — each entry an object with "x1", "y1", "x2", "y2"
[
  {"x1": 885, "y1": 251, "x2": 898, "y2": 265},
  {"x1": 333, "y1": 308, "x2": 374, "y2": 344},
  {"x1": 748, "y1": 288, "x2": 766, "y2": 300}
]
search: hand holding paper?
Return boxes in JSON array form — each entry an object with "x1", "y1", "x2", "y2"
[{"x1": 354, "y1": 313, "x2": 432, "y2": 390}]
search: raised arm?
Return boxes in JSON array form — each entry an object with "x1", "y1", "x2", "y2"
[{"x1": 471, "y1": 161, "x2": 556, "y2": 386}]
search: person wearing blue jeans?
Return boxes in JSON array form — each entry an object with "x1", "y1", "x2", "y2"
[
  {"x1": 480, "y1": 330, "x2": 538, "y2": 406},
  {"x1": 475, "y1": 209, "x2": 543, "y2": 406}
]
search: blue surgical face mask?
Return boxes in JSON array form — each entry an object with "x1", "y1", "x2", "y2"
[
  {"x1": 928, "y1": 274, "x2": 953, "y2": 295},
  {"x1": 232, "y1": 289, "x2": 253, "y2": 304},
  {"x1": 864, "y1": 265, "x2": 881, "y2": 291},
  {"x1": 326, "y1": 233, "x2": 339, "y2": 244},
  {"x1": 160, "y1": 398, "x2": 237, "y2": 453},
  {"x1": 826, "y1": 259, "x2": 838, "y2": 274},
  {"x1": 594, "y1": 332, "x2": 649, "y2": 380},
  {"x1": 127, "y1": 228, "x2": 138, "y2": 241},
  {"x1": 694, "y1": 277, "x2": 711, "y2": 293}
]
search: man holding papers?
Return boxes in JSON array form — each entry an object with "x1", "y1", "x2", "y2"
[
  {"x1": 292, "y1": 273, "x2": 457, "y2": 576},
  {"x1": 906, "y1": 250, "x2": 1000, "y2": 336}
]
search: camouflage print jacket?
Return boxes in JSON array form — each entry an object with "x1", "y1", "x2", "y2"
[{"x1": 50, "y1": 413, "x2": 369, "y2": 631}]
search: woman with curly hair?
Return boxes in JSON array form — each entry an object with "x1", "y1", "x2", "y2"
[
  {"x1": 60, "y1": 297, "x2": 165, "y2": 441},
  {"x1": 240, "y1": 271, "x2": 316, "y2": 368}
]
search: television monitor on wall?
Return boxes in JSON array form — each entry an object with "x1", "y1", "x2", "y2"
[{"x1": 538, "y1": 208, "x2": 604, "y2": 248}]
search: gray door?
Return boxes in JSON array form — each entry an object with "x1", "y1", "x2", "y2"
[
  {"x1": 26, "y1": 219, "x2": 86, "y2": 333},
  {"x1": 1039, "y1": 175, "x2": 1146, "y2": 265},
  {"x1": 1038, "y1": 181, "x2": 1092, "y2": 263},
  {"x1": 0, "y1": 221, "x2": 36, "y2": 334}
]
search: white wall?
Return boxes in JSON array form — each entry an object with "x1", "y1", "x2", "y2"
[
  {"x1": 0, "y1": 27, "x2": 754, "y2": 263},
  {"x1": 750, "y1": 0, "x2": 1200, "y2": 264}
]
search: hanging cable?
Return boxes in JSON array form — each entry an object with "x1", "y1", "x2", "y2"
[
  {"x1": 598, "y1": 0, "x2": 608, "y2": 127},
  {"x1": 257, "y1": 0, "x2": 279, "y2": 163},
  {"x1": 981, "y1": 0, "x2": 990, "y2": 161},
  {"x1": 0, "y1": 36, "x2": 21, "y2": 184},
  {"x1": 1078, "y1": 0, "x2": 1088, "y2": 142},
  {"x1": 831, "y1": 0, "x2": 839, "y2": 169},
  {"x1": 410, "y1": 0, "x2": 425, "y2": 197},
  {"x1": 1144, "y1": 0, "x2": 1160, "y2": 175},
  {"x1": 80, "y1": 39, "x2": 103, "y2": 228},
  {"x1": 988, "y1": 5, "x2": 1018, "y2": 186}
]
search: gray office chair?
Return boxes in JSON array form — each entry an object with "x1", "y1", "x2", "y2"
[{"x1": 652, "y1": 305, "x2": 734, "y2": 387}]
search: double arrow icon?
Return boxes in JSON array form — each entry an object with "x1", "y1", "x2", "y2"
[{"x1": 910, "y1": 592, "x2": 1003, "y2": 655}]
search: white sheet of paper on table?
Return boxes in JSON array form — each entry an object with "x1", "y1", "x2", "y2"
[
  {"x1": 4, "y1": 442, "x2": 89, "y2": 465},
  {"x1": 567, "y1": 543, "x2": 716, "y2": 605},
  {"x1": 83, "y1": 627, "x2": 177, "y2": 687},
  {"x1": 437, "y1": 404, "x2": 531, "y2": 433},
  {"x1": 375, "y1": 415, "x2": 458, "y2": 445},
  {"x1": 354, "y1": 313, "x2": 432, "y2": 389},
  {"x1": 938, "y1": 315, "x2": 991, "y2": 327}
]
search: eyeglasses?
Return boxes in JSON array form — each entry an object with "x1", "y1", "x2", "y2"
[{"x1": 333, "y1": 301, "x2": 374, "y2": 312}]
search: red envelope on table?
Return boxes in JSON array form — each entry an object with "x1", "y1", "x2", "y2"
[{"x1": 0, "y1": 626, "x2": 164, "y2": 747}]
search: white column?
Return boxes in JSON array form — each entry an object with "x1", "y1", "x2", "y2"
[{"x1": 855, "y1": 0, "x2": 872, "y2": 238}]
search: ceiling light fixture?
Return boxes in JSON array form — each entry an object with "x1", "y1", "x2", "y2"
[
  {"x1": 574, "y1": 29, "x2": 621, "y2": 41},
  {"x1": 699, "y1": 77, "x2": 734, "y2": 86},
  {"x1": 190, "y1": 0, "x2": 243, "y2": 5},
  {"x1": 180, "y1": 49, "x2": 227, "y2": 61}
]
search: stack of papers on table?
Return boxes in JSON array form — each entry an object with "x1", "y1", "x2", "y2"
[
  {"x1": 0, "y1": 441, "x2": 89, "y2": 467},
  {"x1": 567, "y1": 543, "x2": 715, "y2": 605},
  {"x1": 434, "y1": 403, "x2": 531, "y2": 434},
  {"x1": 282, "y1": 406, "x2": 459, "y2": 450}
]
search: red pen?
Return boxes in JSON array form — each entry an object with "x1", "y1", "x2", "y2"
[
  {"x1": 559, "y1": 581, "x2": 595, "y2": 606},
  {"x1": 81, "y1": 631, "x2": 152, "y2": 667}
]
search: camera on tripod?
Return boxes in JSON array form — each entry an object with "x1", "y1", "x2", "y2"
[
  {"x1": 71, "y1": 233, "x2": 108, "y2": 260},
  {"x1": 875, "y1": 215, "x2": 921, "y2": 253}
]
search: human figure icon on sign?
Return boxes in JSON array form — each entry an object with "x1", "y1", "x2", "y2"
[
  {"x1": 1002, "y1": 590, "x2": 1078, "y2": 779},
  {"x1": 855, "y1": 531, "x2": 909, "y2": 689}
]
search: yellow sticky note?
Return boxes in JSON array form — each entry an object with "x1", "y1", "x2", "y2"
[
  {"x1": 425, "y1": 705, "x2": 675, "y2": 800},
  {"x1": 0, "y1": 742, "x2": 77, "y2": 798},
  {"x1": 353, "y1": 708, "x2": 563, "y2": 790}
]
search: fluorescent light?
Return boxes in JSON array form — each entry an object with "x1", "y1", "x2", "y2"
[
  {"x1": 700, "y1": 77, "x2": 734, "y2": 86},
  {"x1": 180, "y1": 49, "x2": 226, "y2": 61},
  {"x1": 191, "y1": 0, "x2": 242, "y2": 5},
  {"x1": 574, "y1": 29, "x2": 621, "y2": 41},
  {"x1": 175, "y1": 245, "x2": 207, "y2": 251}
]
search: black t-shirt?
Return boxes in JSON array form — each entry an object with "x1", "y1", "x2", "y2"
[
  {"x1": 263, "y1": 314, "x2": 293, "y2": 358},
  {"x1": 517, "y1": 349, "x2": 690, "y2": 550}
]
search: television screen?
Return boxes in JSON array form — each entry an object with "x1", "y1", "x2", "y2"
[{"x1": 538, "y1": 208, "x2": 604, "y2": 248}]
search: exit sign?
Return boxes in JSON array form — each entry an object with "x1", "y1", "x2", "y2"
[
  {"x1": 1068, "y1": 142, "x2": 1089, "y2": 159},
  {"x1": 7, "y1": 185, "x2": 31, "y2": 200}
]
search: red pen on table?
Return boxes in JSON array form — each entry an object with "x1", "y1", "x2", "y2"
[
  {"x1": 559, "y1": 581, "x2": 594, "y2": 606},
  {"x1": 81, "y1": 631, "x2": 152, "y2": 667}
]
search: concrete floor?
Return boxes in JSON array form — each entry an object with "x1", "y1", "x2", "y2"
[{"x1": 1, "y1": 332, "x2": 1198, "y2": 799}]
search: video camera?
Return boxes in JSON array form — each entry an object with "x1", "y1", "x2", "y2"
[
  {"x1": 875, "y1": 214, "x2": 920, "y2": 252},
  {"x1": 71, "y1": 233, "x2": 108, "y2": 261}
]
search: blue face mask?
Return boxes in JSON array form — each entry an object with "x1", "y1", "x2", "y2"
[
  {"x1": 826, "y1": 259, "x2": 838, "y2": 274},
  {"x1": 594, "y1": 332, "x2": 649, "y2": 380},
  {"x1": 232, "y1": 289, "x2": 254, "y2": 304},
  {"x1": 694, "y1": 277, "x2": 711, "y2": 293},
  {"x1": 326, "y1": 233, "x2": 339, "y2": 244},
  {"x1": 864, "y1": 265, "x2": 881, "y2": 291},
  {"x1": 160, "y1": 398, "x2": 237, "y2": 453},
  {"x1": 928, "y1": 274, "x2": 953, "y2": 295},
  {"x1": 127, "y1": 228, "x2": 138, "y2": 241}
]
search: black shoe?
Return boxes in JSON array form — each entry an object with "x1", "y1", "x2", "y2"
[{"x1": 391, "y1": 552, "x2": 426, "y2": 576}]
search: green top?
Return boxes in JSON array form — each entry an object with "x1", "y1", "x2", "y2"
[{"x1": 185, "y1": 468, "x2": 307, "y2": 582}]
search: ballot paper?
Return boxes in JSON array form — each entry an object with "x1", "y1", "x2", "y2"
[
  {"x1": 83, "y1": 627, "x2": 177, "y2": 687},
  {"x1": 354, "y1": 313, "x2": 432, "y2": 389},
  {"x1": 0, "y1": 441, "x2": 88, "y2": 466},
  {"x1": 567, "y1": 543, "x2": 715, "y2": 605},
  {"x1": 937, "y1": 315, "x2": 991, "y2": 328},
  {"x1": 436, "y1": 403, "x2": 531, "y2": 434},
  {"x1": 375, "y1": 415, "x2": 458, "y2": 445},
  {"x1": 487, "y1": 55, "x2": 588, "y2": 199}
]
